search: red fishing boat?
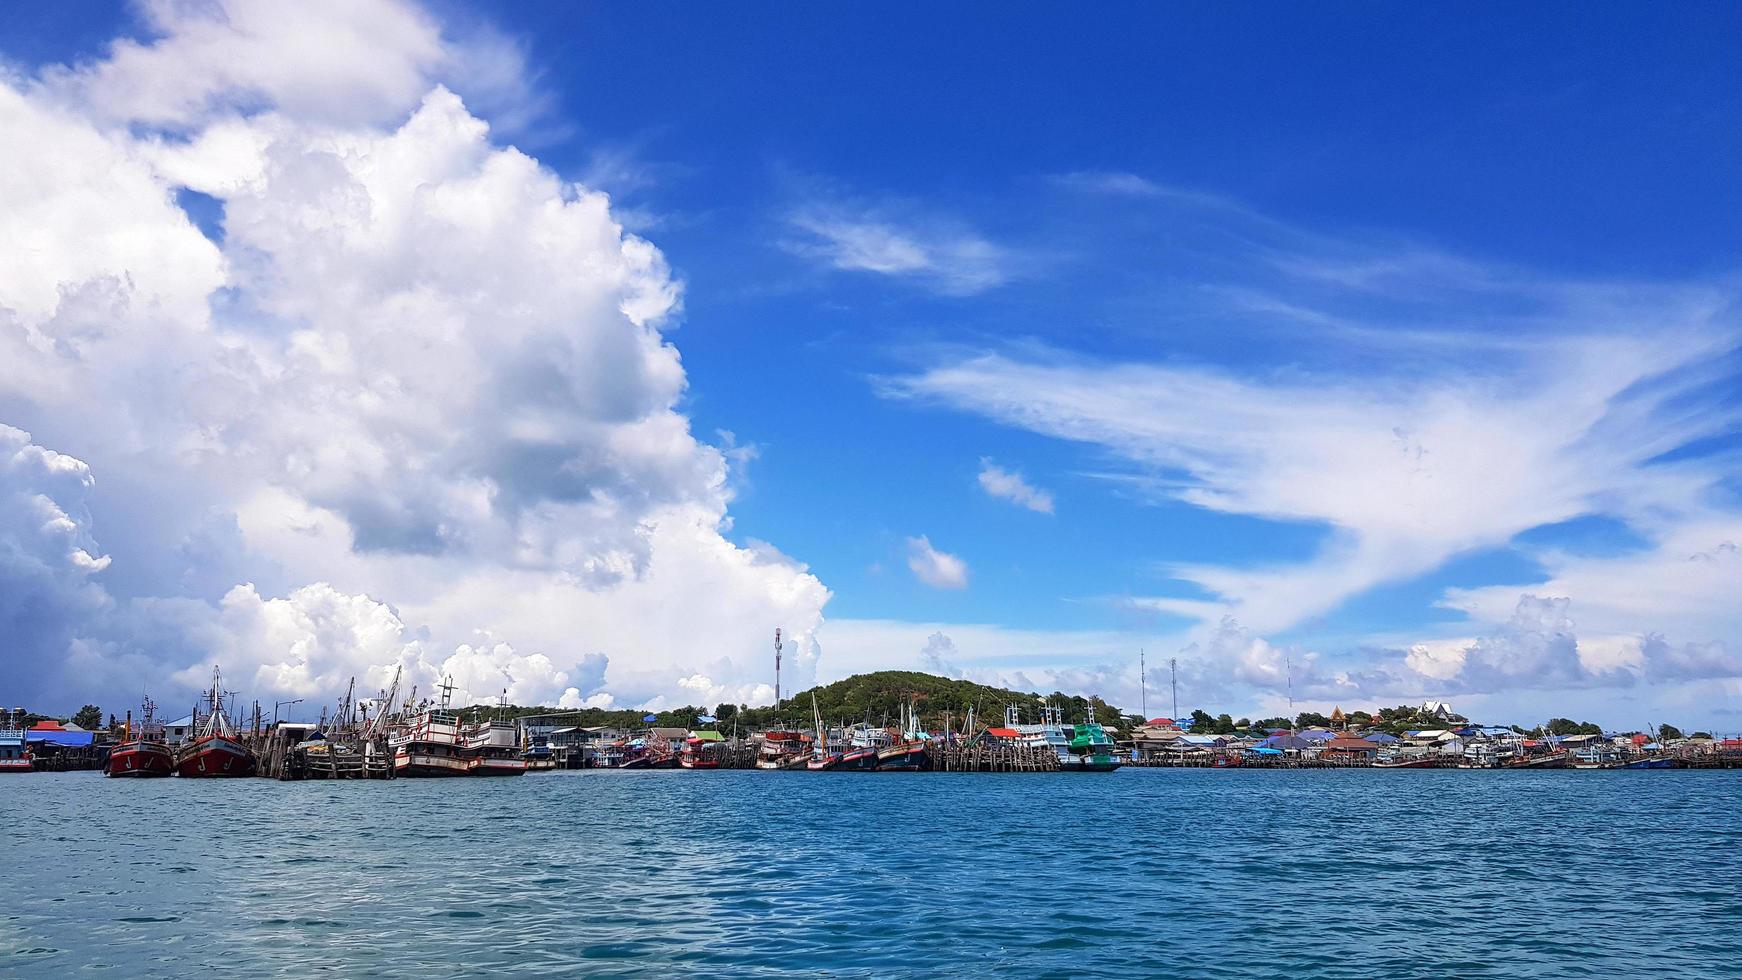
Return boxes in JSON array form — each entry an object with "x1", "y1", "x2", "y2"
[
  {"x1": 106, "y1": 696, "x2": 175, "y2": 777},
  {"x1": 680, "y1": 736, "x2": 721, "y2": 769},
  {"x1": 174, "y1": 668, "x2": 257, "y2": 778}
]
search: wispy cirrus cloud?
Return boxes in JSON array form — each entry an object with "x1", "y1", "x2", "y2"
[
  {"x1": 880, "y1": 182, "x2": 1742, "y2": 710},
  {"x1": 783, "y1": 201, "x2": 1010, "y2": 296},
  {"x1": 977, "y1": 457, "x2": 1054, "y2": 513}
]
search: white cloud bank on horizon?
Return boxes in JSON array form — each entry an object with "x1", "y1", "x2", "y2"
[{"x1": 0, "y1": 0, "x2": 827, "y2": 715}]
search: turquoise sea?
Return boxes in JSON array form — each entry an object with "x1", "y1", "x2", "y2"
[{"x1": 5, "y1": 768, "x2": 1740, "y2": 978}]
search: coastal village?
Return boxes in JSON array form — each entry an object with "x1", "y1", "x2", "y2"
[{"x1": 7, "y1": 662, "x2": 1742, "y2": 780}]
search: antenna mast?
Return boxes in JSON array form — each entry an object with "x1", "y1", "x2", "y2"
[
  {"x1": 1169, "y1": 657, "x2": 1178, "y2": 721},
  {"x1": 1286, "y1": 653, "x2": 1294, "y2": 717},
  {"x1": 1139, "y1": 648, "x2": 1146, "y2": 718},
  {"x1": 774, "y1": 627, "x2": 784, "y2": 711}
]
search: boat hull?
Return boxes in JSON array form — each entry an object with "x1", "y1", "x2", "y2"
[
  {"x1": 841, "y1": 749, "x2": 881, "y2": 771},
  {"x1": 0, "y1": 758, "x2": 33, "y2": 774},
  {"x1": 875, "y1": 744, "x2": 931, "y2": 772},
  {"x1": 106, "y1": 742, "x2": 175, "y2": 777},
  {"x1": 175, "y1": 736, "x2": 256, "y2": 778},
  {"x1": 470, "y1": 756, "x2": 528, "y2": 776},
  {"x1": 1059, "y1": 754, "x2": 1122, "y2": 773},
  {"x1": 394, "y1": 749, "x2": 470, "y2": 777}
]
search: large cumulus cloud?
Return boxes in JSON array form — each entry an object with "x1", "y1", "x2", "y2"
[{"x1": 0, "y1": 0, "x2": 828, "y2": 714}]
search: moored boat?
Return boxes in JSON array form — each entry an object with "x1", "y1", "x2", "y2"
[
  {"x1": 389, "y1": 706, "x2": 470, "y2": 777},
  {"x1": 175, "y1": 668, "x2": 256, "y2": 778},
  {"x1": 1063, "y1": 716, "x2": 1123, "y2": 772},
  {"x1": 1373, "y1": 754, "x2": 1443, "y2": 769},
  {"x1": 756, "y1": 730, "x2": 807, "y2": 769},
  {"x1": 874, "y1": 700, "x2": 931, "y2": 771},
  {"x1": 106, "y1": 697, "x2": 174, "y2": 778},
  {"x1": 0, "y1": 709, "x2": 32, "y2": 774},
  {"x1": 1015, "y1": 703, "x2": 1120, "y2": 772},
  {"x1": 464, "y1": 717, "x2": 528, "y2": 776},
  {"x1": 681, "y1": 735, "x2": 722, "y2": 769}
]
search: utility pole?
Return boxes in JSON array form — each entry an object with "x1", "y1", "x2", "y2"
[
  {"x1": 1169, "y1": 657, "x2": 1178, "y2": 721},
  {"x1": 774, "y1": 628, "x2": 783, "y2": 712}
]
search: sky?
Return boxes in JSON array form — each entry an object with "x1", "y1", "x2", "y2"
[{"x1": 2, "y1": 1, "x2": 1740, "y2": 730}]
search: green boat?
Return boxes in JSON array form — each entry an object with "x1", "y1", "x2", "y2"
[{"x1": 1064, "y1": 718, "x2": 1123, "y2": 772}]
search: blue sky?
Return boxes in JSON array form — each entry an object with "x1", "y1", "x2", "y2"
[{"x1": 1, "y1": 1, "x2": 1739, "y2": 727}]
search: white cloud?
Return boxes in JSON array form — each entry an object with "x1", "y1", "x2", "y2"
[
  {"x1": 890, "y1": 318, "x2": 1736, "y2": 638},
  {"x1": 785, "y1": 203, "x2": 1008, "y2": 296},
  {"x1": 0, "y1": 0, "x2": 831, "y2": 714},
  {"x1": 1048, "y1": 170, "x2": 1167, "y2": 197},
  {"x1": 919, "y1": 630, "x2": 963, "y2": 677},
  {"x1": 906, "y1": 536, "x2": 969, "y2": 590},
  {"x1": 977, "y1": 458, "x2": 1054, "y2": 513}
]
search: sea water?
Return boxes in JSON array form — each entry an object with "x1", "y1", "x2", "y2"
[{"x1": 5, "y1": 768, "x2": 1740, "y2": 978}]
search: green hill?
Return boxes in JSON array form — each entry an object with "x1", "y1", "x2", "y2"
[
  {"x1": 772, "y1": 670, "x2": 1131, "y2": 730},
  {"x1": 461, "y1": 669, "x2": 1133, "y2": 733}
]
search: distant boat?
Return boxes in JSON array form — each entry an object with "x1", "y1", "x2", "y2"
[
  {"x1": 106, "y1": 697, "x2": 174, "y2": 778},
  {"x1": 1621, "y1": 757, "x2": 1680, "y2": 770},
  {"x1": 1373, "y1": 754, "x2": 1442, "y2": 769},
  {"x1": 0, "y1": 708, "x2": 32, "y2": 774},
  {"x1": 174, "y1": 668, "x2": 256, "y2": 778}
]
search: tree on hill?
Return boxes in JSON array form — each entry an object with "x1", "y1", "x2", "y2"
[
  {"x1": 72, "y1": 705, "x2": 103, "y2": 730},
  {"x1": 1658, "y1": 724, "x2": 1685, "y2": 741},
  {"x1": 453, "y1": 670, "x2": 1134, "y2": 736},
  {"x1": 1295, "y1": 711, "x2": 1332, "y2": 729}
]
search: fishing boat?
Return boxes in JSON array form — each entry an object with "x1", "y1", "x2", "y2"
[
  {"x1": 756, "y1": 730, "x2": 807, "y2": 769},
  {"x1": 0, "y1": 708, "x2": 32, "y2": 774},
  {"x1": 463, "y1": 719, "x2": 528, "y2": 776},
  {"x1": 105, "y1": 697, "x2": 175, "y2": 777},
  {"x1": 805, "y1": 695, "x2": 852, "y2": 771},
  {"x1": 875, "y1": 700, "x2": 931, "y2": 771},
  {"x1": 175, "y1": 668, "x2": 256, "y2": 777},
  {"x1": 387, "y1": 688, "x2": 470, "y2": 777},
  {"x1": 823, "y1": 724, "x2": 885, "y2": 771},
  {"x1": 680, "y1": 735, "x2": 721, "y2": 769},
  {"x1": 1620, "y1": 757, "x2": 1681, "y2": 769},
  {"x1": 1063, "y1": 715, "x2": 1123, "y2": 772},
  {"x1": 1014, "y1": 703, "x2": 1119, "y2": 772}
]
